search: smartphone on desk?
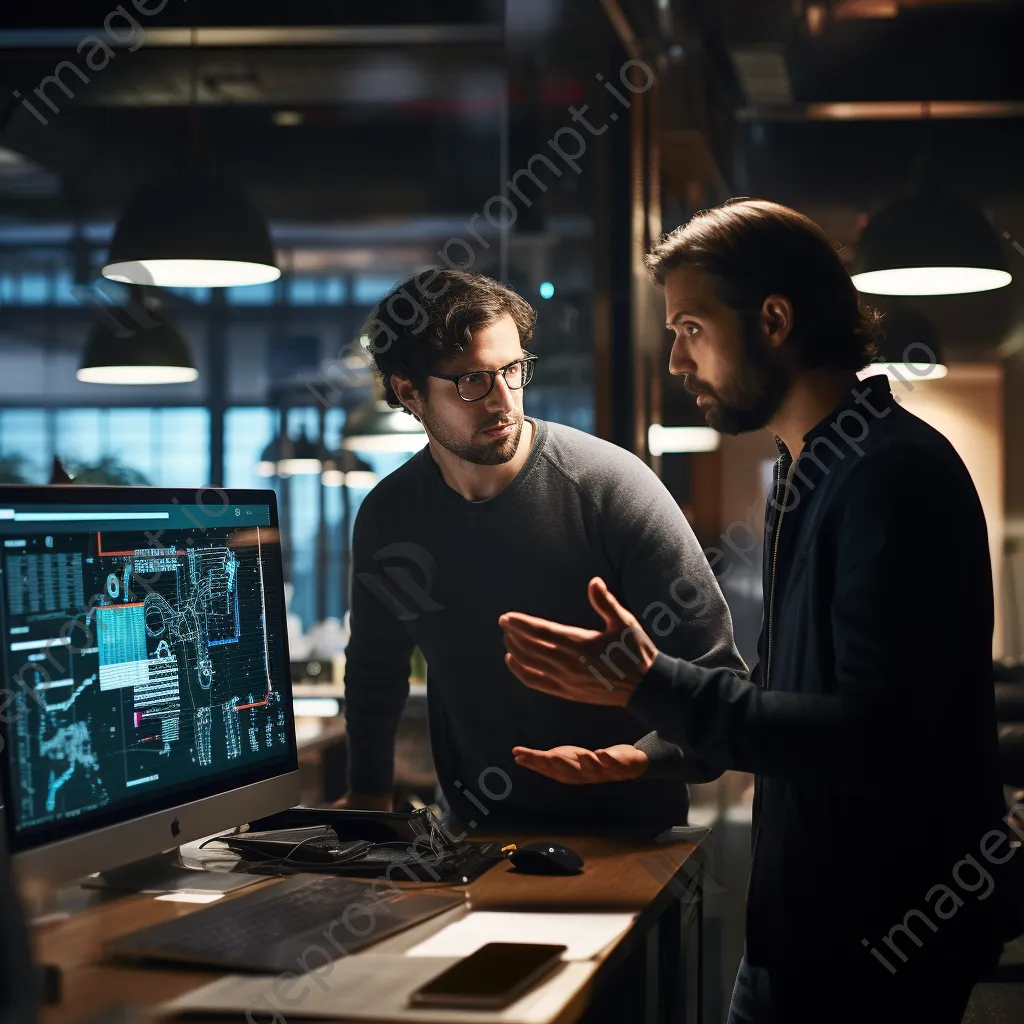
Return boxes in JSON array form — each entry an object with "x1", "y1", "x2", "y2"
[{"x1": 409, "y1": 942, "x2": 568, "y2": 1009}]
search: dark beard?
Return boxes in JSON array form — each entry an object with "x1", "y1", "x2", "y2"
[
  {"x1": 420, "y1": 409, "x2": 524, "y2": 466},
  {"x1": 692, "y1": 324, "x2": 790, "y2": 435}
]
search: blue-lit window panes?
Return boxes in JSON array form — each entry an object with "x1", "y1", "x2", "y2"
[
  {"x1": 0, "y1": 272, "x2": 52, "y2": 305},
  {"x1": 55, "y1": 409, "x2": 102, "y2": 469},
  {"x1": 287, "y1": 276, "x2": 348, "y2": 306},
  {"x1": 286, "y1": 406, "x2": 319, "y2": 441},
  {"x1": 224, "y1": 407, "x2": 277, "y2": 489},
  {"x1": 225, "y1": 408, "x2": 346, "y2": 489},
  {"x1": 286, "y1": 472, "x2": 320, "y2": 629},
  {"x1": 221, "y1": 406, "x2": 416, "y2": 629},
  {"x1": 152, "y1": 409, "x2": 210, "y2": 486},
  {"x1": 324, "y1": 277, "x2": 346, "y2": 304},
  {"x1": 323, "y1": 408, "x2": 345, "y2": 452},
  {"x1": 53, "y1": 270, "x2": 79, "y2": 306},
  {"x1": 0, "y1": 410, "x2": 48, "y2": 482},
  {"x1": 54, "y1": 408, "x2": 209, "y2": 486},
  {"x1": 352, "y1": 274, "x2": 398, "y2": 306},
  {"x1": 226, "y1": 282, "x2": 277, "y2": 305},
  {"x1": 323, "y1": 482, "x2": 344, "y2": 619},
  {"x1": 19, "y1": 273, "x2": 49, "y2": 305},
  {"x1": 105, "y1": 409, "x2": 155, "y2": 482},
  {"x1": 288, "y1": 277, "x2": 318, "y2": 306},
  {"x1": 1, "y1": 408, "x2": 209, "y2": 487}
]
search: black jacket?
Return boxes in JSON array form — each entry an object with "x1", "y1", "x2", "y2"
[{"x1": 630, "y1": 373, "x2": 1024, "y2": 969}]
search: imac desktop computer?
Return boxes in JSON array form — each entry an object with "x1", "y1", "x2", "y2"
[{"x1": 0, "y1": 487, "x2": 300, "y2": 904}]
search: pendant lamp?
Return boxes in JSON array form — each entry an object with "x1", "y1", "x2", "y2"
[
  {"x1": 102, "y1": 173, "x2": 279, "y2": 288},
  {"x1": 341, "y1": 399, "x2": 428, "y2": 454},
  {"x1": 851, "y1": 192, "x2": 1011, "y2": 296},
  {"x1": 77, "y1": 307, "x2": 198, "y2": 385},
  {"x1": 102, "y1": 21, "x2": 278, "y2": 289},
  {"x1": 257, "y1": 428, "x2": 323, "y2": 477},
  {"x1": 321, "y1": 450, "x2": 378, "y2": 490}
]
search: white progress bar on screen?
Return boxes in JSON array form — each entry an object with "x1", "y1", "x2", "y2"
[
  {"x1": 11, "y1": 637, "x2": 71, "y2": 652},
  {"x1": 126, "y1": 775, "x2": 160, "y2": 787},
  {"x1": 0, "y1": 511, "x2": 172, "y2": 522}
]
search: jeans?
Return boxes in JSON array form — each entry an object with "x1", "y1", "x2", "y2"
[{"x1": 726, "y1": 941, "x2": 1002, "y2": 1024}]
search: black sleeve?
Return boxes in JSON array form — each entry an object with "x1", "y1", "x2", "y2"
[
  {"x1": 626, "y1": 451, "x2": 962, "y2": 783},
  {"x1": 602, "y1": 452, "x2": 748, "y2": 782}
]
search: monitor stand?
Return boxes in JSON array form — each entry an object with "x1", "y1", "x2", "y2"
[{"x1": 81, "y1": 849, "x2": 263, "y2": 895}]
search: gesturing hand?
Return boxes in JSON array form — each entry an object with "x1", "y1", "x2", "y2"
[
  {"x1": 499, "y1": 577, "x2": 657, "y2": 707},
  {"x1": 512, "y1": 744, "x2": 649, "y2": 785}
]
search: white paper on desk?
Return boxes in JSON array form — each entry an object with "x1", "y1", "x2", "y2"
[
  {"x1": 404, "y1": 912, "x2": 636, "y2": 961},
  {"x1": 158, "y1": 953, "x2": 599, "y2": 1023}
]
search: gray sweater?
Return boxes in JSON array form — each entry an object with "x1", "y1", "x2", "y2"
[{"x1": 344, "y1": 418, "x2": 747, "y2": 829}]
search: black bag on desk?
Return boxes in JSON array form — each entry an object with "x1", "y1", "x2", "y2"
[
  {"x1": 249, "y1": 805, "x2": 438, "y2": 844},
  {"x1": 246, "y1": 806, "x2": 504, "y2": 882}
]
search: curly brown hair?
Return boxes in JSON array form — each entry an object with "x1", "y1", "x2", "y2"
[
  {"x1": 363, "y1": 269, "x2": 537, "y2": 412},
  {"x1": 645, "y1": 199, "x2": 881, "y2": 372}
]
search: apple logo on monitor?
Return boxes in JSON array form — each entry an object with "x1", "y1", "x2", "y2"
[{"x1": 171, "y1": 818, "x2": 181, "y2": 839}]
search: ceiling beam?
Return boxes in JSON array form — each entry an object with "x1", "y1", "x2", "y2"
[
  {"x1": 737, "y1": 99, "x2": 1024, "y2": 120},
  {"x1": 0, "y1": 24, "x2": 503, "y2": 49}
]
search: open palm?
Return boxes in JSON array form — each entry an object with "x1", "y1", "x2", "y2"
[{"x1": 511, "y1": 743, "x2": 648, "y2": 785}]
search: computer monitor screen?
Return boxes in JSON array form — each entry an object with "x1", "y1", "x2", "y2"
[{"x1": 0, "y1": 487, "x2": 297, "y2": 885}]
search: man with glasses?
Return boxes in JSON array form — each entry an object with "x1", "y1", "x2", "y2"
[{"x1": 338, "y1": 268, "x2": 746, "y2": 831}]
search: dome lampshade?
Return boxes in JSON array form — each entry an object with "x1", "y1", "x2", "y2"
[
  {"x1": 321, "y1": 450, "x2": 378, "y2": 489},
  {"x1": 341, "y1": 399, "x2": 428, "y2": 453},
  {"x1": 77, "y1": 310, "x2": 198, "y2": 385},
  {"x1": 851, "y1": 192, "x2": 1011, "y2": 297},
  {"x1": 257, "y1": 429, "x2": 324, "y2": 477},
  {"x1": 102, "y1": 174, "x2": 280, "y2": 288}
]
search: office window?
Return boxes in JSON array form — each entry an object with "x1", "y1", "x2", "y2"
[
  {"x1": 20, "y1": 273, "x2": 49, "y2": 304},
  {"x1": 140, "y1": 409, "x2": 211, "y2": 487},
  {"x1": 226, "y1": 282, "x2": 278, "y2": 306},
  {"x1": 53, "y1": 270, "x2": 79, "y2": 306},
  {"x1": 0, "y1": 408, "x2": 209, "y2": 486},
  {"x1": 352, "y1": 274, "x2": 399, "y2": 306},
  {"x1": 287, "y1": 276, "x2": 349, "y2": 306},
  {"x1": 0, "y1": 410, "x2": 48, "y2": 482},
  {"x1": 224, "y1": 405, "x2": 407, "y2": 629},
  {"x1": 57, "y1": 408, "x2": 210, "y2": 486},
  {"x1": 54, "y1": 409, "x2": 104, "y2": 470},
  {"x1": 225, "y1": 407, "x2": 277, "y2": 489}
]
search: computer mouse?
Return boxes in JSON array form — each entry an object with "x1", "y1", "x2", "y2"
[{"x1": 508, "y1": 841, "x2": 584, "y2": 876}]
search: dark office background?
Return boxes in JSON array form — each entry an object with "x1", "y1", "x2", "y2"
[{"x1": 3, "y1": 3, "x2": 1024, "y2": 1019}]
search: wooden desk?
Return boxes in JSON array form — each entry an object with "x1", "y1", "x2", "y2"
[{"x1": 34, "y1": 831, "x2": 708, "y2": 1024}]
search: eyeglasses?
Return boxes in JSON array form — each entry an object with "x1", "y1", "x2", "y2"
[{"x1": 429, "y1": 353, "x2": 537, "y2": 403}]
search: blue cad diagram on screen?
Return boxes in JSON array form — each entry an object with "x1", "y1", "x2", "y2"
[{"x1": 0, "y1": 498, "x2": 291, "y2": 836}]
